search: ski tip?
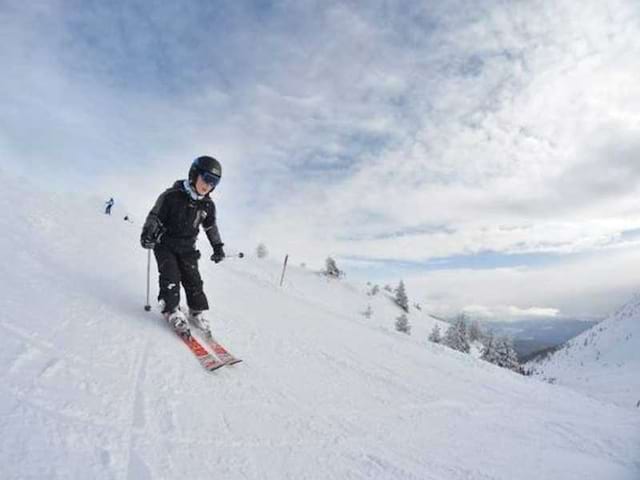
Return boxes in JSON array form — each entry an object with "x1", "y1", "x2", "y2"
[
  {"x1": 206, "y1": 362, "x2": 226, "y2": 372},
  {"x1": 225, "y1": 359, "x2": 243, "y2": 366}
]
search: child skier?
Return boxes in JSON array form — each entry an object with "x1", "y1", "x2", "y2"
[{"x1": 140, "y1": 156, "x2": 225, "y2": 335}]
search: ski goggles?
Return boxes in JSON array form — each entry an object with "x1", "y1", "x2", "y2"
[{"x1": 200, "y1": 171, "x2": 221, "y2": 188}]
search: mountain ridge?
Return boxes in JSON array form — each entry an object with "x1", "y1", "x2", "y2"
[{"x1": 528, "y1": 293, "x2": 640, "y2": 408}]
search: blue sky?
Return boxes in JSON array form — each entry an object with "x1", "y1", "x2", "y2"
[{"x1": 2, "y1": 0, "x2": 640, "y2": 320}]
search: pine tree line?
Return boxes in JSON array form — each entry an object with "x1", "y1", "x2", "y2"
[{"x1": 428, "y1": 314, "x2": 524, "y2": 374}]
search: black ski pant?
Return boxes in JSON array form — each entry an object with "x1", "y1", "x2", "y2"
[{"x1": 154, "y1": 246, "x2": 209, "y2": 313}]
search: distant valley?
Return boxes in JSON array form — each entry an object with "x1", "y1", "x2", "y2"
[{"x1": 476, "y1": 318, "x2": 600, "y2": 360}]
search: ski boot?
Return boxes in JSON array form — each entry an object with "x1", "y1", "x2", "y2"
[
  {"x1": 165, "y1": 309, "x2": 190, "y2": 336},
  {"x1": 187, "y1": 309, "x2": 210, "y2": 333}
]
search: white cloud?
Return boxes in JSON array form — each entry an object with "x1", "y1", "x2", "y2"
[
  {"x1": 404, "y1": 244, "x2": 640, "y2": 319},
  {"x1": 461, "y1": 305, "x2": 560, "y2": 322},
  {"x1": 241, "y1": 1, "x2": 640, "y2": 273}
]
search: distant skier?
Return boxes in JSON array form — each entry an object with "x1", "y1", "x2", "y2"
[
  {"x1": 105, "y1": 197, "x2": 114, "y2": 215},
  {"x1": 140, "y1": 156, "x2": 225, "y2": 335}
]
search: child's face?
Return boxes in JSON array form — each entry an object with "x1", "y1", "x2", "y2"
[{"x1": 195, "y1": 175, "x2": 214, "y2": 196}]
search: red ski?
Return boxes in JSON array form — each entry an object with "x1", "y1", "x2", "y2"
[
  {"x1": 177, "y1": 330, "x2": 226, "y2": 372},
  {"x1": 202, "y1": 332, "x2": 242, "y2": 366}
]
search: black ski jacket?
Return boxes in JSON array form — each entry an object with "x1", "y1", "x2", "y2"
[{"x1": 142, "y1": 180, "x2": 222, "y2": 252}]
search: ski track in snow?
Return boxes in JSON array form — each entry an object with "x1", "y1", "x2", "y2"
[{"x1": 125, "y1": 339, "x2": 152, "y2": 480}]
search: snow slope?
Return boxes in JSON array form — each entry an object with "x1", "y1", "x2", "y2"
[
  {"x1": 529, "y1": 294, "x2": 640, "y2": 409},
  {"x1": 1, "y1": 176, "x2": 639, "y2": 480}
]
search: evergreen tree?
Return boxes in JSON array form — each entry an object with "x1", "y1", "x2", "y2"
[
  {"x1": 394, "y1": 280, "x2": 409, "y2": 312},
  {"x1": 324, "y1": 257, "x2": 343, "y2": 278},
  {"x1": 256, "y1": 243, "x2": 268, "y2": 259},
  {"x1": 428, "y1": 324, "x2": 442, "y2": 343},
  {"x1": 494, "y1": 336, "x2": 521, "y2": 372},
  {"x1": 395, "y1": 313, "x2": 411, "y2": 334},
  {"x1": 468, "y1": 320, "x2": 483, "y2": 342},
  {"x1": 369, "y1": 284, "x2": 380, "y2": 296},
  {"x1": 362, "y1": 305, "x2": 373, "y2": 319},
  {"x1": 481, "y1": 332, "x2": 499, "y2": 364},
  {"x1": 481, "y1": 334, "x2": 522, "y2": 373},
  {"x1": 443, "y1": 314, "x2": 470, "y2": 353}
]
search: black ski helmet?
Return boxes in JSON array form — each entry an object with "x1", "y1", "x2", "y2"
[{"x1": 188, "y1": 155, "x2": 222, "y2": 188}]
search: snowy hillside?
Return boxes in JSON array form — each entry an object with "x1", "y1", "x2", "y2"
[
  {"x1": 529, "y1": 294, "x2": 640, "y2": 409},
  {"x1": 1, "y1": 175, "x2": 639, "y2": 480}
]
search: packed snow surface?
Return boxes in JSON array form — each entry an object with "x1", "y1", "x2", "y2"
[{"x1": 1, "y1": 178, "x2": 639, "y2": 479}]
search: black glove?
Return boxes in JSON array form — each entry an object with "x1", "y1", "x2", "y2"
[
  {"x1": 140, "y1": 216, "x2": 164, "y2": 249},
  {"x1": 210, "y1": 243, "x2": 225, "y2": 263},
  {"x1": 140, "y1": 233, "x2": 156, "y2": 249}
]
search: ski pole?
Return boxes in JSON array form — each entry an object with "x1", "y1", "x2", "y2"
[
  {"x1": 144, "y1": 249, "x2": 151, "y2": 311},
  {"x1": 210, "y1": 251, "x2": 244, "y2": 262}
]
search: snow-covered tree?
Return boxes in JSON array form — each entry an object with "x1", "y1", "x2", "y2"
[
  {"x1": 383, "y1": 284, "x2": 393, "y2": 292},
  {"x1": 394, "y1": 280, "x2": 409, "y2": 312},
  {"x1": 395, "y1": 313, "x2": 411, "y2": 334},
  {"x1": 362, "y1": 305, "x2": 373, "y2": 319},
  {"x1": 494, "y1": 336, "x2": 521, "y2": 373},
  {"x1": 468, "y1": 320, "x2": 483, "y2": 342},
  {"x1": 324, "y1": 257, "x2": 343, "y2": 278},
  {"x1": 256, "y1": 243, "x2": 268, "y2": 259},
  {"x1": 480, "y1": 332, "x2": 499, "y2": 364},
  {"x1": 443, "y1": 314, "x2": 470, "y2": 353},
  {"x1": 428, "y1": 324, "x2": 442, "y2": 343},
  {"x1": 368, "y1": 284, "x2": 380, "y2": 296},
  {"x1": 481, "y1": 334, "x2": 522, "y2": 373}
]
